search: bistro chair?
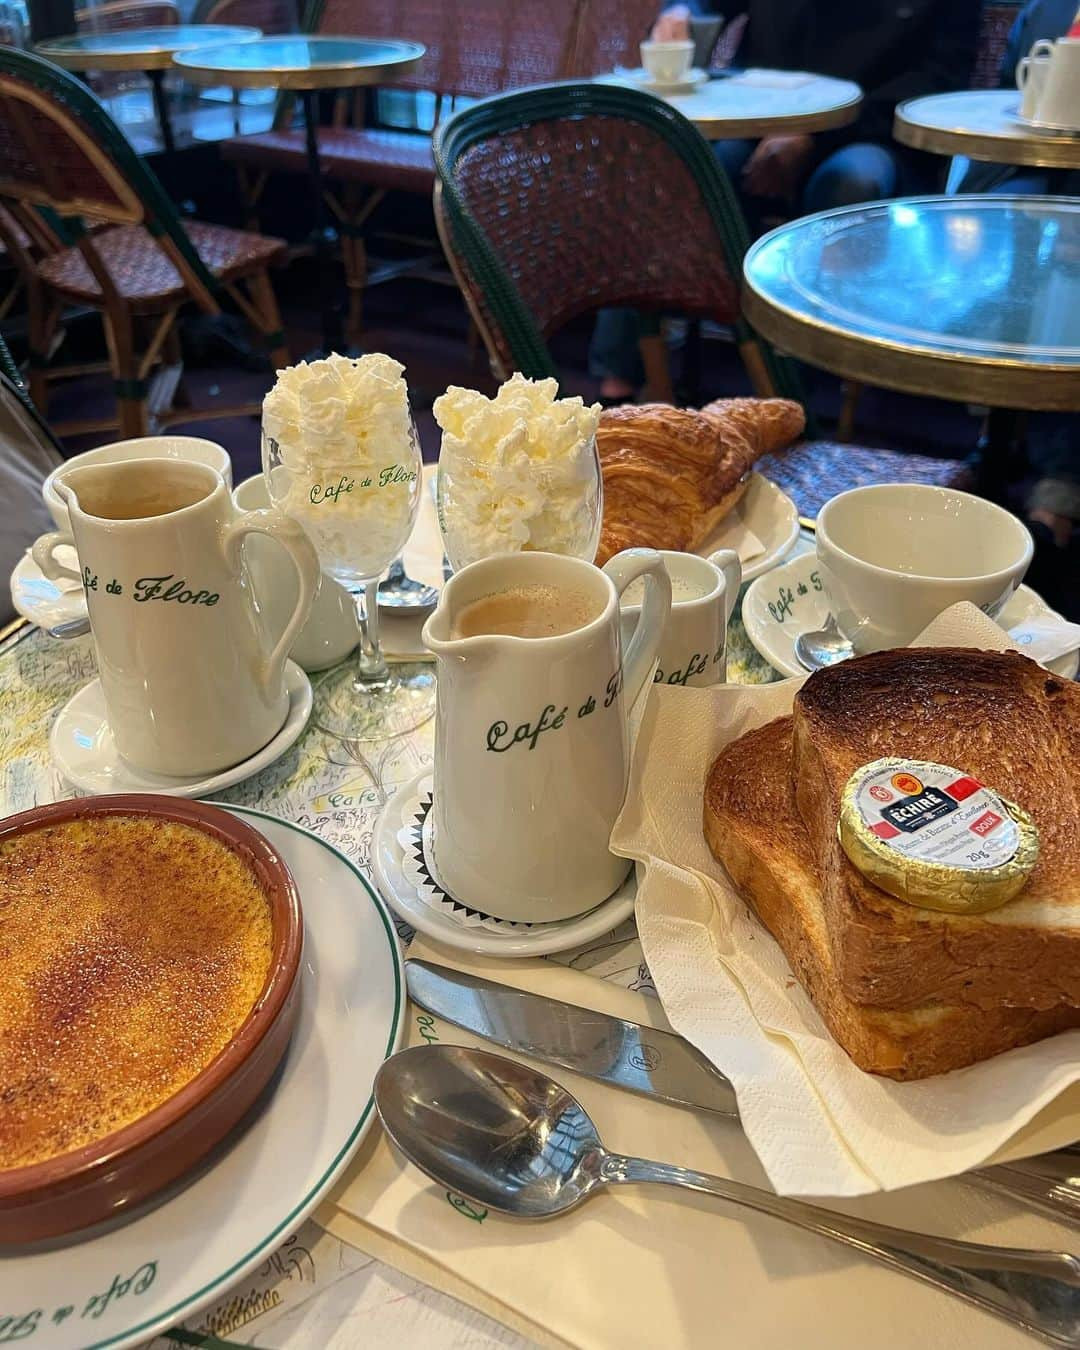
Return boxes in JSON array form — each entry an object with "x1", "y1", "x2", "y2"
[
  {"x1": 75, "y1": 0, "x2": 180, "y2": 29},
  {"x1": 190, "y1": 0, "x2": 296, "y2": 31},
  {"x1": 221, "y1": 0, "x2": 582, "y2": 344},
  {"x1": 433, "y1": 81, "x2": 800, "y2": 399},
  {"x1": 434, "y1": 82, "x2": 969, "y2": 509},
  {"x1": 0, "y1": 47, "x2": 289, "y2": 437}
]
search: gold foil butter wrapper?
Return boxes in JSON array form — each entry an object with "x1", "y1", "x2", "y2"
[{"x1": 837, "y1": 757, "x2": 1039, "y2": 914}]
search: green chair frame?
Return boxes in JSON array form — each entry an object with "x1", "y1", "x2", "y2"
[{"x1": 433, "y1": 80, "x2": 804, "y2": 402}]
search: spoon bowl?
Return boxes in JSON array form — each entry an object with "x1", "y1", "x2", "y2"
[
  {"x1": 377, "y1": 557, "x2": 438, "y2": 613},
  {"x1": 793, "y1": 613, "x2": 853, "y2": 672},
  {"x1": 375, "y1": 1044, "x2": 602, "y2": 1217}
]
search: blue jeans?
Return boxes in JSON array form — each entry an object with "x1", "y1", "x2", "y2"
[{"x1": 589, "y1": 141, "x2": 909, "y2": 386}]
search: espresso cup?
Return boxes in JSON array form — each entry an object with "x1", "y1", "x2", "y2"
[
  {"x1": 1016, "y1": 38, "x2": 1055, "y2": 119},
  {"x1": 43, "y1": 436, "x2": 232, "y2": 533},
  {"x1": 640, "y1": 39, "x2": 694, "y2": 84},
  {"x1": 606, "y1": 548, "x2": 741, "y2": 688},
  {"x1": 816, "y1": 484, "x2": 1033, "y2": 655},
  {"x1": 1034, "y1": 37, "x2": 1080, "y2": 127},
  {"x1": 233, "y1": 476, "x2": 359, "y2": 672}
]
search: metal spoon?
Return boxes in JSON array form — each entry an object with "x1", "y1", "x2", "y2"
[
  {"x1": 377, "y1": 556, "x2": 438, "y2": 613},
  {"x1": 375, "y1": 1046, "x2": 1080, "y2": 1346},
  {"x1": 45, "y1": 616, "x2": 91, "y2": 640},
  {"x1": 794, "y1": 613, "x2": 853, "y2": 672}
]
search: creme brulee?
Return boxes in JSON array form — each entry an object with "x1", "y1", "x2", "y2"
[{"x1": 0, "y1": 816, "x2": 273, "y2": 1171}]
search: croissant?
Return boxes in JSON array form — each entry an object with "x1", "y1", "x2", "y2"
[{"x1": 595, "y1": 398, "x2": 805, "y2": 566}]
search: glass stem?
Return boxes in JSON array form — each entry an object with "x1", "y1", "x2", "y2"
[{"x1": 355, "y1": 579, "x2": 390, "y2": 686}]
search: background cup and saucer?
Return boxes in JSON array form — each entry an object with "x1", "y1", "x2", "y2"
[
  {"x1": 636, "y1": 39, "x2": 706, "y2": 92},
  {"x1": 1014, "y1": 36, "x2": 1080, "y2": 130}
]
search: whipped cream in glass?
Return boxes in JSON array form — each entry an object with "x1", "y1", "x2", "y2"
[
  {"x1": 262, "y1": 352, "x2": 420, "y2": 585},
  {"x1": 433, "y1": 374, "x2": 602, "y2": 571}
]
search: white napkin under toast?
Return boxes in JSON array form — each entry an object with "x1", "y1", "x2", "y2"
[{"x1": 611, "y1": 604, "x2": 1080, "y2": 1196}]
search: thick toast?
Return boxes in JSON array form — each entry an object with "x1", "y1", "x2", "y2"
[
  {"x1": 791, "y1": 649, "x2": 1080, "y2": 1011},
  {"x1": 704, "y1": 718, "x2": 1080, "y2": 1078}
]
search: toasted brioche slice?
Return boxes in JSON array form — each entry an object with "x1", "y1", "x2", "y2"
[
  {"x1": 704, "y1": 717, "x2": 1080, "y2": 1078},
  {"x1": 791, "y1": 649, "x2": 1080, "y2": 1012}
]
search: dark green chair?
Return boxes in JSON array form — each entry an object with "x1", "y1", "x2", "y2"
[
  {"x1": 432, "y1": 80, "x2": 802, "y2": 401},
  {"x1": 0, "y1": 47, "x2": 289, "y2": 438}
]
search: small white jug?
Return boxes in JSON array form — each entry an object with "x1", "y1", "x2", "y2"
[
  {"x1": 33, "y1": 458, "x2": 319, "y2": 776},
  {"x1": 422, "y1": 549, "x2": 671, "y2": 923}
]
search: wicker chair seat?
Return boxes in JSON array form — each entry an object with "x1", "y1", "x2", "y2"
[
  {"x1": 36, "y1": 221, "x2": 286, "y2": 313},
  {"x1": 222, "y1": 127, "x2": 435, "y2": 195},
  {"x1": 757, "y1": 439, "x2": 971, "y2": 521}
]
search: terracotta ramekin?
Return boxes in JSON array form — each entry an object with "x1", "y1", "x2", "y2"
[{"x1": 0, "y1": 794, "x2": 303, "y2": 1243}]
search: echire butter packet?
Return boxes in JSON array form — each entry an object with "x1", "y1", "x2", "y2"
[{"x1": 838, "y1": 757, "x2": 1039, "y2": 914}]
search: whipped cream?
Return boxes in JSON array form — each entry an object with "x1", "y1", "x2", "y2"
[
  {"x1": 261, "y1": 354, "x2": 419, "y2": 583},
  {"x1": 434, "y1": 374, "x2": 601, "y2": 569}
]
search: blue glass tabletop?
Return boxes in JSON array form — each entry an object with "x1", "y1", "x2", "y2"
[{"x1": 174, "y1": 35, "x2": 425, "y2": 88}]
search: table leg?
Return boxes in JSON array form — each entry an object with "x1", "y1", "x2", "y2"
[
  {"x1": 303, "y1": 88, "x2": 345, "y2": 356},
  {"x1": 148, "y1": 67, "x2": 175, "y2": 158},
  {"x1": 973, "y1": 407, "x2": 1026, "y2": 504}
]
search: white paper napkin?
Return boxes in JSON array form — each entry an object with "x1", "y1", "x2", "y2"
[{"x1": 611, "y1": 603, "x2": 1080, "y2": 1197}]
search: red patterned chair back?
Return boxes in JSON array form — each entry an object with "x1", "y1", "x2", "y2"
[
  {"x1": 566, "y1": 0, "x2": 663, "y2": 75},
  {"x1": 435, "y1": 84, "x2": 753, "y2": 381},
  {"x1": 76, "y1": 0, "x2": 179, "y2": 31},
  {"x1": 970, "y1": 1, "x2": 1020, "y2": 88},
  {"x1": 309, "y1": 0, "x2": 580, "y2": 97}
]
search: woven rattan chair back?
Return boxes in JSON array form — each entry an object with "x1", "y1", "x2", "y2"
[
  {"x1": 0, "y1": 48, "x2": 219, "y2": 301},
  {"x1": 75, "y1": 0, "x2": 180, "y2": 31},
  {"x1": 192, "y1": 0, "x2": 297, "y2": 32},
  {"x1": 305, "y1": 0, "x2": 580, "y2": 97},
  {"x1": 566, "y1": 0, "x2": 663, "y2": 76},
  {"x1": 434, "y1": 81, "x2": 798, "y2": 396}
]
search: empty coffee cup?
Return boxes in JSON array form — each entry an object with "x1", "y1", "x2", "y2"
[
  {"x1": 816, "y1": 484, "x2": 1033, "y2": 654},
  {"x1": 640, "y1": 39, "x2": 694, "y2": 84}
]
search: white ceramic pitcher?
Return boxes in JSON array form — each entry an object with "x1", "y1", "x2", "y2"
[
  {"x1": 33, "y1": 458, "x2": 319, "y2": 776},
  {"x1": 422, "y1": 549, "x2": 671, "y2": 923}
]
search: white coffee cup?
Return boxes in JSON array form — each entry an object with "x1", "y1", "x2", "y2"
[
  {"x1": 422, "y1": 548, "x2": 671, "y2": 923},
  {"x1": 233, "y1": 475, "x2": 359, "y2": 672},
  {"x1": 816, "y1": 484, "x2": 1033, "y2": 655},
  {"x1": 43, "y1": 436, "x2": 232, "y2": 533},
  {"x1": 640, "y1": 39, "x2": 694, "y2": 84},
  {"x1": 1032, "y1": 37, "x2": 1080, "y2": 127},
  {"x1": 606, "y1": 548, "x2": 741, "y2": 688},
  {"x1": 33, "y1": 458, "x2": 319, "y2": 776},
  {"x1": 1016, "y1": 38, "x2": 1055, "y2": 119}
]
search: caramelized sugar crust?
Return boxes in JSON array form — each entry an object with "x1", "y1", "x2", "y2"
[{"x1": 0, "y1": 817, "x2": 273, "y2": 1170}]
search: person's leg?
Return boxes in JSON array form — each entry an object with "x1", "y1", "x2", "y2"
[
  {"x1": 802, "y1": 142, "x2": 899, "y2": 212},
  {"x1": 711, "y1": 137, "x2": 761, "y2": 230},
  {"x1": 588, "y1": 307, "x2": 646, "y2": 399}
]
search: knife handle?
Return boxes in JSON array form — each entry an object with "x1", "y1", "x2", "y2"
[
  {"x1": 600, "y1": 1153, "x2": 1080, "y2": 1347},
  {"x1": 969, "y1": 1164, "x2": 1080, "y2": 1228}
]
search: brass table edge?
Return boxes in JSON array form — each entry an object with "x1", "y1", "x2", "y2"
[
  {"x1": 696, "y1": 93, "x2": 862, "y2": 140},
  {"x1": 174, "y1": 41, "x2": 424, "y2": 89},
  {"x1": 742, "y1": 284, "x2": 1080, "y2": 412},
  {"x1": 894, "y1": 108, "x2": 1080, "y2": 170},
  {"x1": 34, "y1": 27, "x2": 261, "y2": 72}
]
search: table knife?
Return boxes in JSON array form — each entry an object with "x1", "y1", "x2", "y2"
[
  {"x1": 404, "y1": 958, "x2": 739, "y2": 1117},
  {"x1": 404, "y1": 959, "x2": 1080, "y2": 1228}
]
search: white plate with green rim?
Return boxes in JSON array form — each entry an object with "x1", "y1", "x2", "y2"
[
  {"x1": 3, "y1": 805, "x2": 404, "y2": 1350},
  {"x1": 742, "y1": 551, "x2": 1080, "y2": 681}
]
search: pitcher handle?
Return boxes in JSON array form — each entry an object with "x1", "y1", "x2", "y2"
[
  {"x1": 32, "y1": 530, "x2": 82, "y2": 585},
  {"x1": 706, "y1": 548, "x2": 742, "y2": 624},
  {"x1": 602, "y1": 549, "x2": 672, "y2": 706},
  {"x1": 222, "y1": 508, "x2": 321, "y2": 695}
]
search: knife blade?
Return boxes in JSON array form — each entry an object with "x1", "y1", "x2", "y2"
[{"x1": 404, "y1": 959, "x2": 739, "y2": 1117}]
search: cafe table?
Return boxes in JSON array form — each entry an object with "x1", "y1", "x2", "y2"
[
  {"x1": 175, "y1": 35, "x2": 424, "y2": 355},
  {"x1": 742, "y1": 194, "x2": 1080, "y2": 499},
  {"x1": 599, "y1": 67, "x2": 862, "y2": 139},
  {"x1": 0, "y1": 580, "x2": 779, "y2": 1350},
  {"x1": 894, "y1": 90, "x2": 1080, "y2": 171},
  {"x1": 32, "y1": 24, "x2": 261, "y2": 156}
]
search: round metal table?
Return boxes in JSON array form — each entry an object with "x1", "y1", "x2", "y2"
[
  {"x1": 34, "y1": 25, "x2": 260, "y2": 155},
  {"x1": 895, "y1": 90, "x2": 1080, "y2": 170},
  {"x1": 743, "y1": 195, "x2": 1080, "y2": 495},
  {"x1": 602, "y1": 67, "x2": 862, "y2": 138},
  {"x1": 176, "y1": 36, "x2": 424, "y2": 353}
]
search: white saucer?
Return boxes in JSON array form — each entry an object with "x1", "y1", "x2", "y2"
[
  {"x1": 1006, "y1": 105, "x2": 1080, "y2": 135},
  {"x1": 372, "y1": 770, "x2": 637, "y2": 956},
  {"x1": 49, "y1": 661, "x2": 313, "y2": 796},
  {"x1": 628, "y1": 66, "x2": 709, "y2": 95},
  {"x1": 10, "y1": 546, "x2": 88, "y2": 633},
  {"x1": 696, "y1": 472, "x2": 801, "y2": 582},
  {"x1": 742, "y1": 551, "x2": 1080, "y2": 680}
]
